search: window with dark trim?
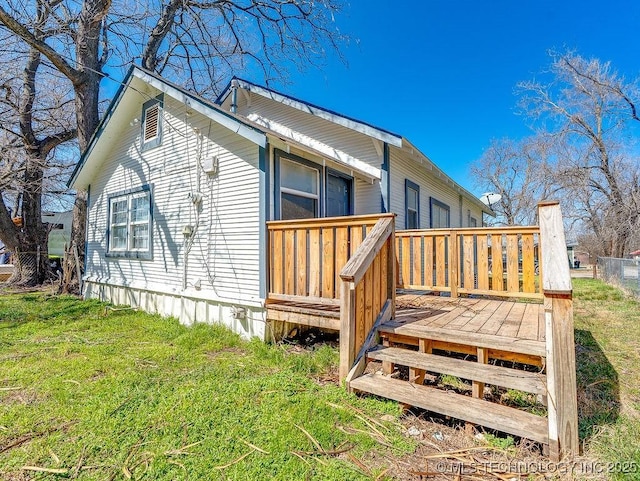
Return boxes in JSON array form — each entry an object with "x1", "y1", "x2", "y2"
[
  {"x1": 275, "y1": 151, "x2": 321, "y2": 220},
  {"x1": 405, "y1": 180, "x2": 420, "y2": 229},
  {"x1": 430, "y1": 197, "x2": 450, "y2": 228},
  {"x1": 470, "y1": 217, "x2": 477, "y2": 227},
  {"x1": 141, "y1": 95, "x2": 163, "y2": 151},
  {"x1": 273, "y1": 149, "x2": 355, "y2": 220},
  {"x1": 106, "y1": 186, "x2": 153, "y2": 259}
]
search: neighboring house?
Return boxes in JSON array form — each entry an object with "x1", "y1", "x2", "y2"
[
  {"x1": 69, "y1": 66, "x2": 492, "y2": 339},
  {"x1": 3, "y1": 211, "x2": 71, "y2": 263},
  {"x1": 631, "y1": 249, "x2": 640, "y2": 264},
  {"x1": 43, "y1": 211, "x2": 73, "y2": 258}
]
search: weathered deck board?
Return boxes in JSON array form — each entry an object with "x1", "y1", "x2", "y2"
[
  {"x1": 379, "y1": 321, "x2": 546, "y2": 357},
  {"x1": 478, "y1": 301, "x2": 515, "y2": 335},
  {"x1": 350, "y1": 373, "x2": 549, "y2": 444},
  {"x1": 518, "y1": 303, "x2": 541, "y2": 340},
  {"x1": 367, "y1": 346, "x2": 547, "y2": 395},
  {"x1": 497, "y1": 302, "x2": 527, "y2": 338}
]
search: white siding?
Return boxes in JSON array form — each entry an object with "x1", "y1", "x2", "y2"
[
  {"x1": 390, "y1": 147, "x2": 466, "y2": 229},
  {"x1": 355, "y1": 179, "x2": 382, "y2": 215},
  {"x1": 85, "y1": 91, "x2": 264, "y2": 338},
  {"x1": 461, "y1": 197, "x2": 485, "y2": 227}
]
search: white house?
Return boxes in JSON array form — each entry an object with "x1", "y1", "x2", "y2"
[{"x1": 69, "y1": 67, "x2": 491, "y2": 339}]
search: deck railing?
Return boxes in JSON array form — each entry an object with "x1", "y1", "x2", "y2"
[
  {"x1": 395, "y1": 226, "x2": 542, "y2": 299},
  {"x1": 267, "y1": 214, "x2": 394, "y2": 305},
  {"x1": 339, "y1": 215, "x2": 396, "y2": 380}
]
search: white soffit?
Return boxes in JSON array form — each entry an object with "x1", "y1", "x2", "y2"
[
  {"x1": 249, "y1": 114, "x2": 381, "y2": 180},
  {"x1": 236, "y1": 80, "x2": 402, "y2": 148}
]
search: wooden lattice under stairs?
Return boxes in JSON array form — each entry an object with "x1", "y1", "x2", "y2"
[{"x1": 266, "y1": 202, "x2": 579, "y2": 460}]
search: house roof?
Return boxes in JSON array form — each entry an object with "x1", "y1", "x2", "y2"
[
  {"x1": 69, "y1": 68, "x2": 493, "y2": 215},
  {"x1": 630, "y1": 249, "x2": 640, "y2": 256}
]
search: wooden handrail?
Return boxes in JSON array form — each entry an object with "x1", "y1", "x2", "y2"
[
  {"x1": 395, "y1": 226, "x2": 541, "y2": 236},
  {"x1": 267, "y1": 213, "x2": 394, "y2": 230},
  {"x1": 339, "y1": 215, "x2": 396, "y2": 380},
  {"x1": 339, "y1": 217, "x2": 395, "y2": 284},
  {"x1": 267, "y1": 213, "x2": 394, "y2": 302},
  {"x1": 395, "y1": 225, "x2": 542, "y2": 299}
]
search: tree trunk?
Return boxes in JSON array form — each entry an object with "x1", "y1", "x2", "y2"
[
  {"x1": 62, "y1": 191, "x2": 87, "y2": 293},
  {"x1": 62, "y1": 0, "x2": 108, "y2": 293},
  {"x1": 11, "y1": 156, "x2": 49, "y2": 286}
]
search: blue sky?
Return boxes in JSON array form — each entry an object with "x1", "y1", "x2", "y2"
[{"x1": 264, "y1": 0, "x2": 640, "y2": 195}]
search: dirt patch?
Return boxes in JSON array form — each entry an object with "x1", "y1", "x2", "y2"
[
  {"x1": 1, "y1": 388, "x2": 41, "y2": 406},
  {"x1": 356, "y1": 412, "x2": 606, "y2": 480},
  {"x1": 0, "y1": 470, "x2": 33, "y2": 481},
  {"x1": 312, "y1": 364, "x2": 340, "y2": 386}
]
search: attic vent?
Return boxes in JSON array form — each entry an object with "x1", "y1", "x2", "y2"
[
  {"x1": 140, "y1": 94, "x2": 163, "y2": 151},
  {"x1": 144, "y1": 103, "x2": 160, "y2": 142}
]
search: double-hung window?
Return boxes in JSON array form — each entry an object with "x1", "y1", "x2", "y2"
[
  {"x1": 279, "y1": 157, "x2": 320, "y2": 220},
  {"x1": 405, "y1": 180, "x2": 420, "y2": 229},
  {"x1": 430, "y1": 197, "x2": 450, "y2": 228},
  {"x1": 107, "y1": 187, "x2": 152, "y2": 259}
]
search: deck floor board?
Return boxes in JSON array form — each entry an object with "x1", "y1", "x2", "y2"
[{"x1": 393, "y1": 294, "x2": 545, "y2": 344}]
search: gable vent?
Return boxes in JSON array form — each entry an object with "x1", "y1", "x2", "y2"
[{"x1": 144, "y1": 103, "x2": 160, "y2": 142}]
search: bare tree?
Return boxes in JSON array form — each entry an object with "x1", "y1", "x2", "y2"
[
  {"x1": 518, "y1": 51, "x2": 640, "y2": 258},
  {"x1": 471, "y1": 137, "x2": 556, "y2": 225},
  {"x1": 0, "y1": 24, "x2": 77, "y2": 285},
  {"x1": 472, "y1": 51, "x2": 640, "y2": 258},
  {"x1": 0, "y1": 0, "x2": 347, "y2": 287}
]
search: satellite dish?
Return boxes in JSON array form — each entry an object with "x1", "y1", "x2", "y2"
[{"x1": 479, "y1": 192, "x2": 502, "y2": 208}]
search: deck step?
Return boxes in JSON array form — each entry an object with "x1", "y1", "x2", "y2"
[
  {"x1": 367, "y1": 346, "x2": 546, "y2": 395},
  {"x1": 350, "y1": 372, "x2": 548, "y2": 444},
  {"x1": 379, "y1": 321, "x2": 546, "y2": 357},
  {"x1": 266, "y1": 303, "x2": 340, "y2": 331}
]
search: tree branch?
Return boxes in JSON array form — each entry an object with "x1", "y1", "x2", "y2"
[{"x1": 0, "y1": 4, "x2": 83, "y2": 85}]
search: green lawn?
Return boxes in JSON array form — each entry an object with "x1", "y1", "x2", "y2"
[
  {"x1": 0, "y1": 294, "x2": 412, "y2": 480},
  {"x1": 572, "y1": 278, "x2": 640, "y2": 479},
  {"x1": 1, "y1": 279, "x2": 639, "y2": 480}
]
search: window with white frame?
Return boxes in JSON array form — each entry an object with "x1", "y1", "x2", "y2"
[
  {"x1": 405, "y1": 180, "x2": 420, "y2": 229},
  {"x1": 107, "y1": 187, "x2": 152, "y2": 258},
  {"x1": 141, "y1": 95, "x2": 163, "y2": 151},
  {"x1": 430, "y1": 197, "x2": 450, "y2": 228},
  {"x1": 279, "y1": 157, "x2": 320, "y2": 220}
]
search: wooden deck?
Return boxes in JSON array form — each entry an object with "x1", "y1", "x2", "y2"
[{"x1": 265, "y1": 202, "x2": 579, "y2": 460}]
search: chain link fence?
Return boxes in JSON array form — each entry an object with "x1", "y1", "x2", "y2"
[
  {"x1": 0, "y1": 247, "x2": 66, "y2": 285},
  {"x1": 598, "y1": 256, "x2": 640, "y2": 298}
]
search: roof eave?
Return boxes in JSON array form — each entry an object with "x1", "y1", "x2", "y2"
[{"x1": 217, "y1": 78, "x2": 403, "y2": 148}]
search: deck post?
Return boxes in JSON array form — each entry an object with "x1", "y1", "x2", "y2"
[
  {"x1": 339, "y1": 279, "x2": 356, "y2": 381},
  {"x1": 388, "y1": 224, "x2": 396, "y2": 317},
  {"x1": 538, "y1": 201, "x2": 579, "y2": 461}
]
